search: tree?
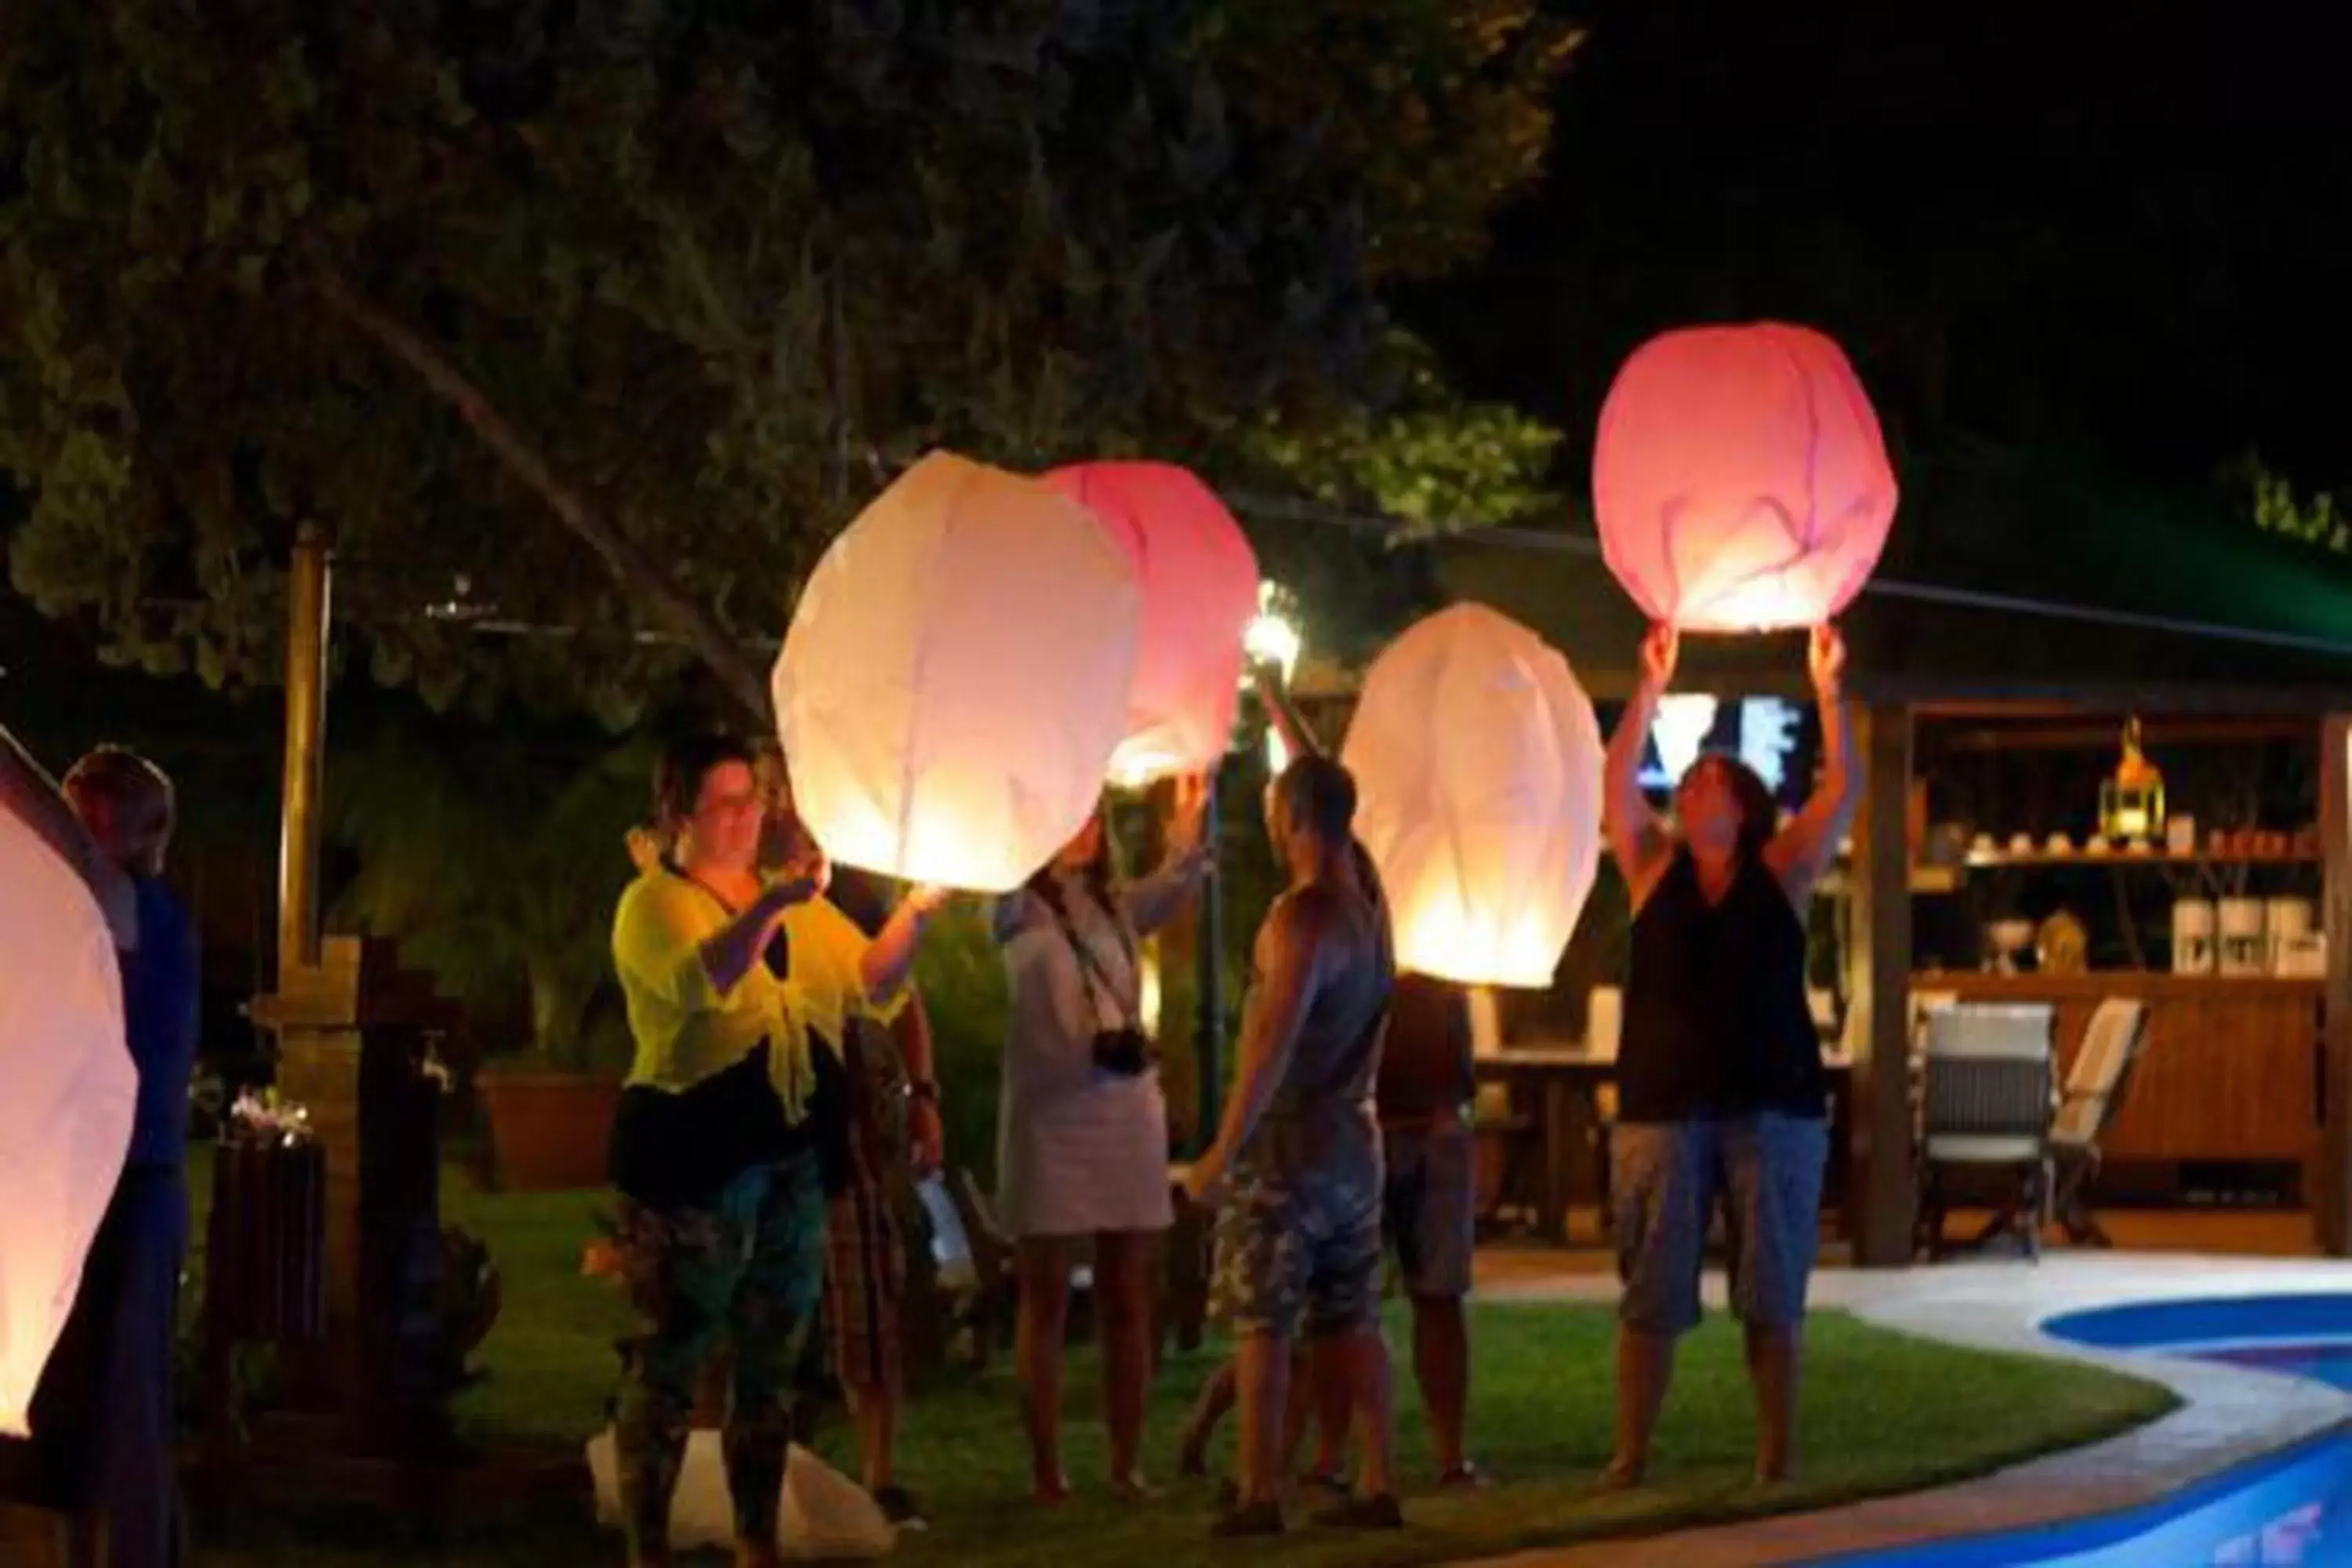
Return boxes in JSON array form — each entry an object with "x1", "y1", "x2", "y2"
[{"x1": 0, "y1": 1, "x2": 1573, "y2": 725}]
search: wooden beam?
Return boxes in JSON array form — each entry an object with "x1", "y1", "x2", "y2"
[
  {"x1": 1849, "y1": 701, "x2": 1917, "y2": 1266},
  {"x1": 2316, "y1": 715, "x2": 2352, "y2": 1254},
  {"x1": 277, "y1": 524, "x2": 330, "y2": 973}
]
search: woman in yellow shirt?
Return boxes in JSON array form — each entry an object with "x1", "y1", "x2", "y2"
[{"x1": 608, "y1": 735, "x2": 935, "y2": 1568}]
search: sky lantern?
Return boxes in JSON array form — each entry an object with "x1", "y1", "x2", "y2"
[
  {"x1": 1592, "y1": 321, "x2": 1897, "y2": 633},
  {"x1": 774, "y1": 450, "x2": 1142, "y2": 894},
  {"x1": 1045, "y1": 461, "x2": 1260, "y2": 787},
  {"x1": 1341, "y1": 602, "x2": 1604, "y2": 989},
  {"x1": 0, "y1": 808, "x2": 136, "y2": 1435}
]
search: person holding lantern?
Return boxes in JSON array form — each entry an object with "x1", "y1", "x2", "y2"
[
  {"x1": 0, "y1": 738, "x2": 197, "y2": 1568},
  {"x1": 1599, "y1": 622, "x2": 1854, "y2": 1490},
  {"x1": 607, "y1": 734, "x2": 942, "y2": 1568},
  {"x1": 1185, "y1": 754, "x2": 1399, "y2": 1537},
  {"x1": 993, "y1": 780, "x2": 1211, "y2": 1504}
]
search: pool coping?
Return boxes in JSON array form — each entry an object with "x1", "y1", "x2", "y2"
[{"x1": 1472, "y1": 1253, "x2": 2352, "y2": 1566}]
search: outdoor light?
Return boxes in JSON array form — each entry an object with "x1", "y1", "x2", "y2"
[
  {"x1": 774, "y1": 451, "x2": 1141, "y2": 893},
  {"x1": 1342, "y1": 603, "x2": 1604, "y2": 989},
  {"x1": 1594, "y1": 322, "x2": 1897, "y2": 633},
  {"x1": 1047, "y1": 462, "x2": 1260, "y2": 787},
  {"x1": 2099, "y1": 717, "x2": 2166, "y2": 846},
  {"x1": 1650, "y1": 694, "x2": 1720, "y2": 787},
  {"x1": 1243, "y1": 581, "x2": 1303, "y2": 688},
  {"x1": 0, "y1": 805, "x2": 136, "y2": 1436}
]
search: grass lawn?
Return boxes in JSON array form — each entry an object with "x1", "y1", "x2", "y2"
[{"x1": 189, "y1": 1173, "x2": 2176, "y2": 1566}]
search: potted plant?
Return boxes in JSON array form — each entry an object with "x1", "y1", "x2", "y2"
[{"x1": 334, "y1": 728, "x2": 648, "y2": 1190}]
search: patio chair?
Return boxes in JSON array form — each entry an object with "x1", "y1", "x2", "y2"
[
  {"x1": 1915, "y1": 1003, "x2": 2057, "y2": 1261},
  {"x1": 2049, "y1": 999, "x2": 2152, "y2": 1248}
]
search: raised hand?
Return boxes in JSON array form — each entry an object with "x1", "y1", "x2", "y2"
[
  {"x1": 1639, "y1": 623, "x2": 1680, "y2": 691},
  {"x1": 1808, "y1": 623, "x2": 1847, "y2": 696}
]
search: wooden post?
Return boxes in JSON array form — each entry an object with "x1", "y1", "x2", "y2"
[
  {"x1": 1849, "y1": 700, "x2": 1916, "y2": 1266},
  {"x1": 277, "y1": 524, "x2": 330, "y2": 973},
  {"x1": 2315, "y1": 716, "x2": 2352, "y2": 1254}
]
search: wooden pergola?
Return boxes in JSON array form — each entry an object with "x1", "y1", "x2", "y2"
[{"x1": 1428, "y1": 520, "x2": 2352, "y2": 1264}]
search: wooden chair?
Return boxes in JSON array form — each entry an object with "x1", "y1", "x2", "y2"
[
  {"x1": 1915, "y1": 1003, "x2": 2057, "y2": 1261},
  {"x1": 2050, "y1": 999, "x2": 2152, "y2": 1247}
]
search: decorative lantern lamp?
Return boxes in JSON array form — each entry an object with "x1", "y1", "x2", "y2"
[
  {"x1": 0, "y1": 806, "x2": 136, "y2": 1435},
  {"x1": 1593, "y1": 322, "x2": 1898, "y2": 633},
  {"x1": 774, "y1": 450, "x2": 1142, "y2": 893},
  {"x1": 1045, "y1": 462, "x2": 1261, "y2": 789},
  {"x1": 1341, "y1": 603, "x2": 1605, "y2": 989},
  {"x1": 2099, "y1": 717, "x2": 2166, "y2": 845}
]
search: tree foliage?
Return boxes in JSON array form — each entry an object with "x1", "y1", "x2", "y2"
[{"x1": 0, "y1": 1, "x2": 1573, "y2": 724}]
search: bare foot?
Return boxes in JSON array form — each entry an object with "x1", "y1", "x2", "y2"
[
  {"x1": 1034, "y1": 1471, "x2": 1073, "y2": 1506},
  {"x1": 1596, "y1": 1454, "x2": 1645, "y2": 1490}
]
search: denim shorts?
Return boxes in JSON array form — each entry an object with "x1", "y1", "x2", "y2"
[{"x1": 1611, "y1": 1114, "x2": 1828, "y2": 1337}]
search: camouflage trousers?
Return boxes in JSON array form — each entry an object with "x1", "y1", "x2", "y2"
[{"x1": 612, "y1": 1150, "x2": 826, "y2": 1552}]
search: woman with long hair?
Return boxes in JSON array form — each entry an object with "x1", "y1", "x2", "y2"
[
  {"x1": 1600, "y1": 623, "x2": 1855, "y2": 1489},
  {"x1": 607, "y1": 735, "x2": 938, "y2": 1568},
  {"x1": 994, "y1": 780, "x2": 1210, "y2": 1503}
]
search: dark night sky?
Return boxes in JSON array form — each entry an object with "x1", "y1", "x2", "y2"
[{"x1": 1410, "y1": 2, "x2": 2352, "y2": 494}]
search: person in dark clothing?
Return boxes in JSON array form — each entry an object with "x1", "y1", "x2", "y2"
[
  {"x1": 1599, "y1": 624, "x2": 1857, "y2": 1489},
  {"x1": 0, "y1": 739, "x2": 199, "y2": 1568}
]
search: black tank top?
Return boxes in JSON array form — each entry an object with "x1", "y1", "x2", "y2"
[{"x1": 1617, "y1": 851, "x2": 1824, "y2": 1123}]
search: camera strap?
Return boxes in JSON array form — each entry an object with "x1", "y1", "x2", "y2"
[{"x1": 1046, "y1": 887, "x2": 1138, "y2": 1034}]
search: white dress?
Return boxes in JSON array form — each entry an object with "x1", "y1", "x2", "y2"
[{"x1": 993, "y1": 861, "x2": 1196, "y2": 1240}]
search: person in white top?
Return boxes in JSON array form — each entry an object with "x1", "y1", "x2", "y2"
[{"x1": 993, "y1": 781, "x2": 1210, "y2": 1504}]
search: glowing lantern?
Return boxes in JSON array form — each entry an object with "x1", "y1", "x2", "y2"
[
  {"x1": 1593, "y1": 322, "x2": 1897, "y2": 633},
  {"x1": 775, "y1": 450, "x2": 1142, "y2": 894},
  {"x1": 1341, "y1": 603, "x2": 1604, "y2": 988},
  {"x1": 0, "y1": 808, "x2": 135, "y2": 1435},
  {"x1": 1046, "y1": 462, "x2": 1260, "y2": 787}
]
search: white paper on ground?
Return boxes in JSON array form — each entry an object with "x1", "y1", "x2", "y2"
[{"x1": 587, "y1": 1428, "x2": 895, "y2": 1558}]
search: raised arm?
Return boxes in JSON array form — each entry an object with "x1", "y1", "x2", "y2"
[
  {"x1": 0, "y1": 726, "x2": 136, "y2": 949},
  {"x1": 1605, "y1": 625, "x2": 1679, "y2": 909},
  {"x1": 1765, "y1": 624, "x2": 1860, "y2": 904},
  {"x1": 1185, "y1": 894, "x2": 1325, "y2": 1203},
  {"x1": 1123, "y1": 772, "x2": 1213, "y2": 937},
  {"x1": 1254, "y1": 666, "x2": 1325, "y2": 764},
  {"x1": 699, "y1": 855, "x2": 826, "y2": 996},
  {"x1": 859, "y1": 884, "x2": 949, "y2": 1005}
]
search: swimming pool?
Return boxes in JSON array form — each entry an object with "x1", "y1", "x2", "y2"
[{"x1": 1822, "y1": 1293, "x2": 2352, "y2": 1566}]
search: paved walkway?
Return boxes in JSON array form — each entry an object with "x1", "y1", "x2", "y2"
[{"x1": 1470, "y1": 1252, "x2": 2352, "y2": 1566}]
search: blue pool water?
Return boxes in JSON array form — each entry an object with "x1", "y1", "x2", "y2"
[{"x1": 1826, "y1": 1294, "x2": 2352, "y2": 1566}]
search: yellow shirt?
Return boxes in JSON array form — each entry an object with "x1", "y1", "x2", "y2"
[{"x1": 611, "y1": 869, "x2": 908, "y2": 1122}]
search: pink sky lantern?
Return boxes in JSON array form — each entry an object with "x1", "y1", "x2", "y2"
[
  {"x1": 1341, "y1": 603, "x2": 1603, "y2": 989},
  {"x1": 1046, "y1": 462, "x2": 1260, "y2": 788},
  {"x1": 1593, "y1": 322, "x2": 1897, "y2": 633},
  {"x1": 774, "y1": 451, "x2": 1142, "y2": 894},
  {"x1": 0, "y1": 805, "x2": 136, "y2": 1435}
]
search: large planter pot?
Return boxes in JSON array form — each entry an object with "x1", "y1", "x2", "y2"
[{"x1": 478, "y1": 1069, "x2": 623, "y2": 1192}]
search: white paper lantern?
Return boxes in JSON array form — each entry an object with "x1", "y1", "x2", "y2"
[
  {"x1": 1046, "y1": 462, "x2": 1260, "y2": 786},
  {"x1": 0, "y1": 808, "x2": 135, "y2": 1436},
  {"x1": 774, "y1": 450, "x2": 1142, "y2": 893},
  {"x1": 1593, "y1": 321, "x2": 1897, "y2": 633},
  {"x1": 1342, "y1": 603, "x2": 1603, "y2": 989}
]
